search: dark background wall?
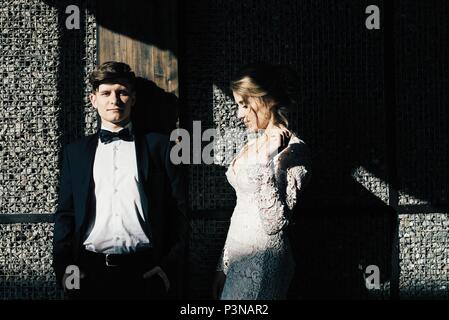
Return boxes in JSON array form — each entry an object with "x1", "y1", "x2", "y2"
[{"x1": 180, "y1": 0, "x2": 448, "y2": 299}]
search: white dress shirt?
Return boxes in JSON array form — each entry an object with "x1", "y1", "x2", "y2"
[{"x1": 83, "y1": 123, "x2": 151, "y2": 254}]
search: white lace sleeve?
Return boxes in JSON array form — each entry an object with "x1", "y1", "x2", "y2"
[{"x1": 250, "y1": 143, "x2": 311, "y2": 235}]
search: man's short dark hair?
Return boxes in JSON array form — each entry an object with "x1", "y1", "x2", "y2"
[{"x1": 89, "y1": 61, "x2": 136, "y2": 92}]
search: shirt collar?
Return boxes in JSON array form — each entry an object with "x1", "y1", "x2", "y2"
[{"x1": 100, "y1": 121, "x2": 133, "y2": 133}]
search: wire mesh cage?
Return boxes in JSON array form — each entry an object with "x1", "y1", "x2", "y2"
[{"x1": 0, "y1": 0, "x2": 96, "y2": 299}]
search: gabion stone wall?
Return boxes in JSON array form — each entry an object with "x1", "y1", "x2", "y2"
[
  {"x1": 0, "y1": 223, "x2": 59, "y2": 299},
  {"x1": 0, "y1": 0, "x2": 96, "y2": 299},
  {"x1": 0, "y1": 1, "x2": 61, "y2": 215},
  {"x1": 399, "y1": 214, "x2": 449, "y2": 299},
  {"x1": 395, "y1": 0, "x2": 449, "y2": 298},
  {"x1": 0, "y1": 0, "x2": 97, "y2": 215}
]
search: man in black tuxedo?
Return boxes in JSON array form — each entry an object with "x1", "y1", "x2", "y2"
[{"x1": 53, "y1": 61, "x2": 188, "y2": 299}]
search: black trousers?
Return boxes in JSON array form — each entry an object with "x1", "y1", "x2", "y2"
[{"x1": 66, "y1": 249, "x2": 167, "y2": 300}]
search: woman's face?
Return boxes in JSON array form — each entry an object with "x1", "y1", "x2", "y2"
[{"x1": 233, "y1": 91, "x2": 270, "y2": 131}]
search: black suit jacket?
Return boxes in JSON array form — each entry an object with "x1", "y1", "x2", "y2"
[{"x1": 53, "y1": 131, "x2": 189, "y2": 290}]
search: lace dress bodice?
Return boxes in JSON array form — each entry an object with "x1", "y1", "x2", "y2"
[{"x1": 218, "y1": 135, "x2": 311, "y2": 300}]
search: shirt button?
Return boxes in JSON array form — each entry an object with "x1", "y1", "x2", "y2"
[
  {"x1": 115, "y1": 236, "x2": 120, "y2": 241},
  {"x1": 114, "y1": 166, "x2": 118, "y2": 171}
]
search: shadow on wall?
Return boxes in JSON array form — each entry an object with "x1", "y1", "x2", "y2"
[
  {"x1": 289, "y1": 193, "x2": 396, "y2": 299},
  {"x1": 92, "y1": 0, "x2": 178, "y2": 55},
  {"x1": 43, "y1": 0, "x2": 89, "y2": 145},
  {"x1": 42, "y1": 0, "x2": 180, "y2": 142},
  {"x1": 46, "y1": 0, "x2": 178, "y2": 53},
  {"x1": 132, "y1": 77, "x2": 179, "y2": 135}
]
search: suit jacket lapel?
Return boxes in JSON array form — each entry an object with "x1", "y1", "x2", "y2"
[
  {"x1": 135, "y1": 133, "x2": 150, "y2": 183},
  {"x1": 77, "y1": 133, "x2": 98, "y2": 230},
  {"x1": 134, "y1": 133, "x2": 150, "y2": 222}
]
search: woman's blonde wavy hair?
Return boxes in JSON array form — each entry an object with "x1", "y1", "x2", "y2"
[{"x1": 230, "y1": 64, "x2": 297, "y2": 128}]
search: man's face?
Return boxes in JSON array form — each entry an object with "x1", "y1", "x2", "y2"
[{"x1": 90, "y1": 82, "x2": 135, "y2": 128}]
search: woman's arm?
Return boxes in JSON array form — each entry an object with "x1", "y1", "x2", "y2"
[{"x1": 251, "y1": 141, "x2": 311, "y2": 235}]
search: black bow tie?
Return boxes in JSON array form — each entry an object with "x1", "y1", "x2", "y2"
[{"x1": 99, "y1": 128, "x2": 133, "y2": 144}]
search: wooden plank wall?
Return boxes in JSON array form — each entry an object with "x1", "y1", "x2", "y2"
[{"x1": 97, "y1": 0, "x2": 178, "y2": 96}]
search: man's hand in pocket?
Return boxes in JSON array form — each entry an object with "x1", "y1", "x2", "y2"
[{"x1": 143, "y1": 266, "x2": 170, "y2": 292}]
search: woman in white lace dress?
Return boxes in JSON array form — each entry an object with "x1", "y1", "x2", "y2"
[{"x1": 212, "y1": 64, "x2": 311, "y2": 300}]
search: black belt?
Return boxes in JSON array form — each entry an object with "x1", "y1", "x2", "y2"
[{"x1": 81, "y1": 248, "x2": 154, "y2": 268}]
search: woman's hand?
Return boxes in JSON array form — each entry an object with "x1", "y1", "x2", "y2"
[
  {"x1": 212, "y1": 271, "x2": 226, "y2": 300},
  {"x1": 255, "y1": 126, "x2": 291, "y2": 163}
]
